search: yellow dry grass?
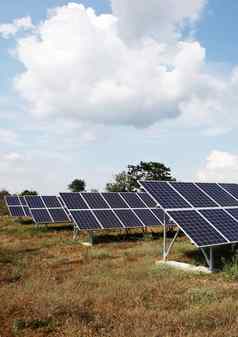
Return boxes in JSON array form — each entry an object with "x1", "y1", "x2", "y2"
[{"x1": 0, "y1": 217, "x2": 238, "y2": 337}]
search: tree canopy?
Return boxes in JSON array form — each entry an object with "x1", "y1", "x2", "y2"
[
  {"x1": 20, "y1": 190, "x2": 38, "y2": 196},
  {"x1": 106, "y1": 161, "x2": 175, "y2": 192},
  {"x1": 68, "y1": 179, "x2": 86, "y2": 192}
]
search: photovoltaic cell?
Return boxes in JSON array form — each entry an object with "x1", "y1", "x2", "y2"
[
  {"x1": 200, "y1": 209, "x2": 238, "y2": 242},
  {"x1": 9, "y1": 206, "x2": 26, "y2": 217},
  {"x1": 225, "y1": 208, "x2": 238, "y2": 222},
  {"x1": 220, "y1": 184, "x2": 238, "y2": 200},
  {"x1": 170, "y1": 182, "x2": 217, "y2": 208},
  {"x1": 134, "y1": 209, "x2": 162, "y2": 227},
  {"x1": 102, "y1": 193, "x2": 129, "y2": 209},
  {"x1": 71, "y1": 210, "x2": 101, "y2": 230},
  {"x1": 94, "y1": 210, "x2": 124, "y2": 229},
  {"x1": 114, "y1": 209, "x2": 144, "y2": 228},
  {"x1": 168, "y1": 210, "x2": 227, "y2": 247},
  {"x1": 151, "y1": 208, "x2": 169, "y2": 224},
  {"x1": 120, "y1": 193, "x2": 146, "y2": 208},
  {"x1": 140, "y1": 181, "x2": 191, "y2": 209},
  {"x1": 6, "y1": 196, "x2": 20, "y2": 206},
  {"x1": 25, "y1": 196, "x2": 45, "y2": 209},
  {"x1": 24, "y1": 207, "x2": 31, "y2": 217},
  {"x1": 81, "y1": 193, "x2": 109, "y2": 209},
  {"x1": 196, "y1": 183, "x2": 238, "y2": 207},
  {"x1": 31, "y1": 209, "x2": 53, "y2": 223},
  {"x1": 42, "y1": 196, "x2": 61, "y2": 208},
  {"x1": 19, "y1": 196, "x2": 27, "y2": 206},
  {"x1": 138, "y1": 193, "x2": 157, "y2": 207},
  {"x1": 60, "y1": 193, "x2": 88, "y2": 210},
  {"x1": 48, "y1": 208, "x2": 70, "y2": 223}
]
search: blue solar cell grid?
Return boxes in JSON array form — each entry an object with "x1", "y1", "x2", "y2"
[
  {"x1": 31, "y1": 209, "x2": 53, "y2": 224},
  {"x1": 60, "y1": 193, "x2": 88, "y2": 210},
  {"x1": 196, "y1": 183, "x2": 238, "y2": 207},
  {"x1": 9, "y1": 206, "x2": 26, "y2": 217},
  {"x1": 168, "y1": 210, "x2": 228, "y2": 247},
  {"x1": 114, "y1": 209, "x2": 144, "y2": 228},
  {"x1": 48, "y1": 208, "x2": 70, "y2": 223},
  {"x1": 226, "y1": 208, "x2": 238, "y2": 221},
  {"x1": 94, "y1": 210, "x2": 124, "y2": 229},
  {"x1": 102, "y1": 193, "x2": 129, "y2": 209},
  {"x1": 170, "y1": 182, "x2": 217, "y2": 208},
  {"x1": 200, "y1": 209, "x2": 238, "y2": 242},
  {"x1": 42, "y1": 196, "x2": 61, "y2": 208},
  {"x1": 71, "y1": 210, "x2": 102, "y2": 230},
  {"x1": 19, "y1": 196, "x2": 27, "y2": 206},
  {"x1": 6, "y1": 196, "x2": 20, "y2": 206},
  {"x1": 25, "y1": 196, "x2": 45, "y2": 209},
  {"x1": 81, "y1": 193, "x2": 109, "y2": 209},
  {"x1": 134, "y1": 209, "x2": 162, "y2": 227},
  {"x1": 120, "y1": 193, "x2": 146, "y2": 208},
  {"x1": 140, "y1": 181, "x2": 191, "y2": 209},
  {"x1": 138, "y1": 193, "x2": 157, "y2": 207},
  {"x1": 220, "y1": 184, "x2": 238, "y2": 200}
]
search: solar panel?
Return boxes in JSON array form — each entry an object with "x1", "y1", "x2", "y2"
[
  {"x1": 170, "y1": 182, "x2": 217, "y2": 208},
  {"x1": 114, "y1": 209, "x2": 144, "y2": 228},
  {"x1": 19, "y1": 196, "x2": 27, "y2": 206},
  {"x1": 102, "y1": 193, "x2": 129, "y2": 209},
  {"x1": 196, "y1": 183, "x2": 238, "y2": 207},
  {"x1": 134, "y1": 209, "x2": 162, "y2": 227},
  {"x1": 42, "y1": 196, "x2": 61, "y2": 208},
  {"x1": 94, "y1": 210, "x2": 124, "y2": 229},
  {"x1": 9, "y1": 206, "x2": 26, "y2": 217},
  {"x1": 71, "y1": 210, "x2": 102, "y2": 230},
  {"x1": 24, "y1": 207, "x2": 31, "y2": 217},
  {"x1": 168, "y1": 210, "x2": 228, "y2": 247},
  {"x1": 31, "y1": 209, "x2": 53, "y2": 224},
  {"x1": 138, "y1": 193, "x2": 157, "y2": 207},
  {"x1": 6, "y1": 196, "x2": 20, "y2": 206},
  {"x1": 120, "y1": 193, "x2": 146, "y2": 208},
  {"x1": 151, "y1": 208, "x2": 169, "y2": 224},
  {"x1": 60, "y1": 193, "x2": 88, "y2": 210},
  {"x1": 225, "y1": 208, "x2": 238, "y2": 221},
  {"x1": 48, "y1": 208, "x2": 70, "y2": 223},
  {"x1": 81, "y1": 193, "x2": 109, "y2": 209},
  {"x1": 25, "y1": 196, "x2": 45, "y2": 209},
  {"x1": 140, "y1": 181, "x2": 191, "y2": 209},
  {"x1": 200, "y1": 209, "x2": 238, "y2": 242},
  {"x1": 219, "y1": 183, "x2": 238, "y2": 200}
]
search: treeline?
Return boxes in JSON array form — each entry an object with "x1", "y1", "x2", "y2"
[{"x1": 0, "y1": 161, "x2": 175, "y2": 215}]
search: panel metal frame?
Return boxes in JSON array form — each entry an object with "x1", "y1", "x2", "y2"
[{"x1": 5, "y1": 195, "x2": 30, "y2": 217}]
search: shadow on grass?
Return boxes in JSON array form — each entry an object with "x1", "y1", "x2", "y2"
[
  {"x1": 184, "y1": 245, "x2": 238, "y2": 270},
  {"x1": 83, "y1": 228, "x2": 179, "y2": 245}
]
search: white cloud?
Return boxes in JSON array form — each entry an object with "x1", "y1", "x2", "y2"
[
  {"x1": 196, "y1": 150, "x2": 238, "y2": 182},
  {"x1": 12, "y1": 2, "x2": 211, "y2": 129},
  {"x1": 0, "y1": 16, "x2": 34, "y2": 38},
  {"x1": 111, "y1": 0, "x2": 206, "y2": 42}
]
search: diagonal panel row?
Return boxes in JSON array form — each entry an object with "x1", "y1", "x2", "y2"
[
  {"x1": 60, "y1": 192, "x2": 167, "y2": 231},
  {"x1": 139, "y1": 181, "x2": 238, "y2": 209},
  {"x1": 5, "y1": 196, "x2": 31, "y2": 217},
  {"x1": 24, "y1": 195, "x2": 71, "y2": 224},
  {"x1": 140, "y1": 181, "x2": 238, "y2": 248}
]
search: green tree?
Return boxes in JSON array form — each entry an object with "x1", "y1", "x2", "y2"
[
  {"x1": 0, "y1": 190, "x2": 10, "y2": 216},
  {"x1": 68, "y1": 179, "x2": 86, "y2": 192},
  {"x1": 106, "y1": 171, "x2": 134, "y2": 192},
  {"x1": 20, "y1": 190, "x2": 38, "y2": 195},
  {"x1": 106, "y1": 161, "x2": 175, "y2": 192}
]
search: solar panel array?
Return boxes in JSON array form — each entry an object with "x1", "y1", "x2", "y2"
[
  {"x1": 60, "y1": 192, "x2": 166, "y2": 231},
  {"x1": 140, "y1": 181, "x2": 238, "y2": 248},
  {"x1": 24, "y1": 195, "x2": 71, "y2": 224},
  {"x1": 5, "y1": 196, "x2": 31, "y2": 217}
]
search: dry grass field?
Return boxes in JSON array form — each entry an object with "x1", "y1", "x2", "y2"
[{"x1": 1, "y1": 217, "x2": 238, "y2": 337}]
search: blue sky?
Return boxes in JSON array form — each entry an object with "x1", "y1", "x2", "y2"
[{"x1": 0, "y1": 0, "x2": 238, "y2": 193}]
